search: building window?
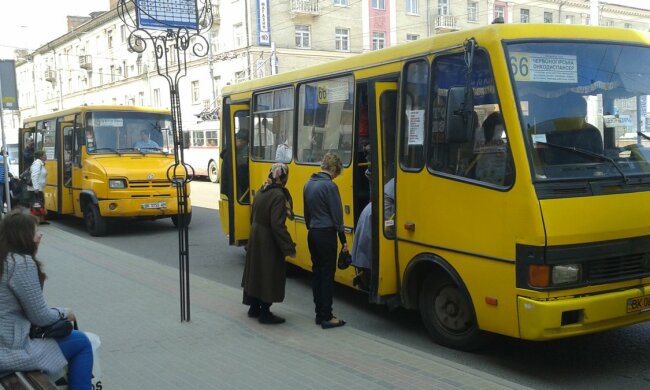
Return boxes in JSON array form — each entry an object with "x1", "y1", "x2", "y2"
[
  {"x1": 334, "y1": 0, "x2": 349, "y2": 5},
  {"x1": 191, "y1": 80, "x2": 200, "y2": 103},
  {"x1": 234, "y1": 23, "x2": 243, "y2": 48},
  {"x1": 565, "y1": 15, "x2": 575, "y2": 24},
  {"x1": 625, "y1": 22, "x2": 632, "y2": 29},
  {"x1": 494, "y1": 5, "x2": 505, "y2": 20},
  {"x1": 406, "y1": 0, "x2": 418, "y2": 14},
  {"x1": 372, "y1": 0, "x2": 385, "y2": 10},
  {"x1": 438, "y1": 0, "x2": 449, "y2": 16},
  {"x1": 99, "y1": 68, "x2": 103, "y2": 84},
  {"x1": 467, "y1": 1, "x2": 478, "y2": 22},
  {"x1": 601, "y1": 19, "x2": 614, "y2": 27},
  {"x1": 295, "y1": 25, "x2": 311, "y2": 49},
  {"x1": 214, "y1": 75, "x2": 222, "y2": 96},
  {"x1": 372, "y1": 32, "x2": 386, "y2": 51},
  {"x1": 406, "y1": 34, "x2": 419, "y2": 41},
  {"x1": 107, "y1": 30, "x2": 113, "y2": 49},
  {"x1": 120, "y1": 25, "x2": 127, "y2": 42},
  {"x1": 138, "y1": 92, "x2": 144, "y2": 106},
  {"x1": 335, "y1": 28, "x2": 350, "y2": 52},
  {"x1": 153, "y1": 88, "x2": 161, "y2": 107},
  {"x1": 520, "y1": 9, "x2": 529, "y2": 23},
  {"x1": 110, "y1": 65, "x2": 115, "y2": 82},
  {"x1": 235, "y1": 71, "x2": 246, "y2": 83},
  {"x1": 544, "y1": 11, "x2": 553, "y2": 23}
]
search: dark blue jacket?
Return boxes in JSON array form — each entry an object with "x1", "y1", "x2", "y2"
[{"x1": 303, "y1": 172, "x2": 346, "y2": 244}]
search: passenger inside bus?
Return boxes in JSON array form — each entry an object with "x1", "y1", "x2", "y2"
[{"x1": 133, "y1": 129, "x2": 160, "y2": 151}]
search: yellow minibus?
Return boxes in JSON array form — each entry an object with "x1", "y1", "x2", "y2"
[
  {"x1": 219, "y1": 23, "x2": 650, "y2": 349},
  {"x1": 20, "y1": 106, "x2": 191, "y2": 236}
]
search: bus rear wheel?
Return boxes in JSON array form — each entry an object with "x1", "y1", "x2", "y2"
[
  {"x1": 208, "y1": 160, "x2": 219, "y2": 183},
  {"x1": 84, "y1": 204, "x2": 108, "y2": 237},
  {"x1": 419, "y1": 274, "x2": 484, "y2": 351}
]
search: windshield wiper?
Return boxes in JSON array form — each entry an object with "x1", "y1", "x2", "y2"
[
  {"x1": 116, "y1": 148, "x2": 144, "y2": 154},
  {"x1": 535, "y1": 141, "x2": 629, "y2": 182},
  {"x1": 637, "y1": 131, "x2": 650, "y2": 142},
  {"x1": 139, "y1": 147, "x2": 164, "y2": 154},
  {"x1": 92, "y1": 147, "x2": 117, "y2": 153}
]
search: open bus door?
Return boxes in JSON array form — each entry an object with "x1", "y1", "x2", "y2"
[
  {"x1": 57, "y1": 115, "x2": 76, "y2": 214},
  {"x1": 369, "y1": 81, "x2": 399, "y2": 302},
  {"x1": 218, "y1": 101, "x2": 251, "y2": 245}
]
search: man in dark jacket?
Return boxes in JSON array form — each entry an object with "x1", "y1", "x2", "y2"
[{"x1": 303, "y1": 152, "x2": 347, "y2": 329}]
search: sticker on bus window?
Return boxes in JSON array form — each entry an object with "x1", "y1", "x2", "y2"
[
  {"x1": 532, "y1": 134, "x2": 547, "y2": 144},
  {"x1": 510, "y1": 53, "x2": 577, "y2": 84},
  {"x1": 94, "y1": 118, "x2": 124, "y2": 127},
  {"x1": 317, "y1": 80, "x2": 349, "y2": 104},
  {"x1": 407, "y1": 110, "x2": 425, "y2": 145}
]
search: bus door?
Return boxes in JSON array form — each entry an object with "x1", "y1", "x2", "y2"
[
  {"x1": 218, "y1": 101, "x2": 251, "y2": 245},
  {"x1": 71, "y1": 114, "x2": 85, "y2": 217},
  {"x1": 368, "y1": 81, "x2": 399, "y2": 302},
  {"x1": 58, "y1": 115, "x2": 76, "y2": 214}
]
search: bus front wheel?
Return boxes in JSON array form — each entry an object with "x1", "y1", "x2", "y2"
[
  {"x1": 208, "y1": 160, "x2": 219, "y2": 183},
  {"x1": 84, "y1": 204, "x2": 108, "y2": 237},
  {"x1": 419, "y1": 274, "x2": 484, "y2": 351},
  {"x1": 171, "y1": 211, "x2": 192, "y2": 228}
]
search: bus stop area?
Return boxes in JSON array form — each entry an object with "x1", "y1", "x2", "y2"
[{"x1": 40, "y1": 225, "x2": 530, "y2": 390}]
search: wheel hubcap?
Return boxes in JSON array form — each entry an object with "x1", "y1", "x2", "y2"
[{"x1": 434, "y1": 285, "x2": 471, "y2": 334}]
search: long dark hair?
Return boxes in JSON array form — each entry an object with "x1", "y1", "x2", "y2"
[{"x1": 0, "y1": 208, "x2": 46, "y2": 284}]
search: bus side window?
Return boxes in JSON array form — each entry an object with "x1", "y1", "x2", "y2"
[{"x1": 400, "y1": 60, "x2": 428, "y2": 171}]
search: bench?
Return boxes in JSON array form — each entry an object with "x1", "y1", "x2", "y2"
[{"x1": 0, "y1": 372, "x2": 57, "y2": 390}]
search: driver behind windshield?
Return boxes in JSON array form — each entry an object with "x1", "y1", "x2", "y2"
[{"x1": 133, "y1": 130, "x2": 160, "y2": 151}]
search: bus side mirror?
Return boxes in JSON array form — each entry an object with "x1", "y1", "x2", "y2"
[{"x1": 446, "y1": 86, "x2": 474, "y2": 143}]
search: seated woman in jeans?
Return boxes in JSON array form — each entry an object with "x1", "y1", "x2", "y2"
[{"x1": 0, "y1": 209, "x2": 93, "y2": 390}]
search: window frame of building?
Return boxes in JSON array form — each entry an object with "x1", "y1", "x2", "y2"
[
  {"x1": 624, "y1": 22, "x2": 632, "y2": 29},
  {"x1": 334, "y1": 0, "x2": 349, "y2": 5},
  {"x1": 372, "y1": 31, "x2": 386, "y2": 51},
  {"x1": 520, "y1": 8, "x2": 529, "y2": 23},
  {"x1": 235, "y1": 71, "x2": 247, "y2": 83},
  {"x1": 153, "y1": 88, "x2": 161, "y2": 107},
  {"x1": 138, "y1": 91, "x2": 144, "y2": 106},
  {"x1": 234, "y1": 23, "x2": 243, "y2": 48},
  {"x1": 565, "y1": 14, "x2": 575, "y2": 24},
  {"x1": 295, "y1": 25, "x2": 311, "y2": 49},
  {"x1": 335, "y1": 27, "x2": 350, "y2": 52},
  {"x1": 99, "y1": 68, "x2": 104, "y2": 85},
  {"x1": 438, "y1": 0, "x2": 449, "y2": 16},
  {"x1": 544, "y1": 11, "x2": 553, "y2": 23},
  {"x1": 191, "y1": 80, "x2": 200, "y2": 104},
  {"x1": 406, "y1": 0, "x2": 418, "y2": 15},
  {"x1": 467, "y1": 1, "x2": 478, "y2": 22},
  {"x1": 494, "y1": 4, "x2": 505, "y2": 20},
  {"x1": 372, "y1": 0, "x2": 385, "y2": 10},
  {"x1": 107, "y1": 30, "x2": 113, "y2": 49},
  {"x1": 406, "y1": 34, "x2": 419, "y2": 42},
  {"x1": 120, "y1": 25, "x2": 127, "y2": 42}
]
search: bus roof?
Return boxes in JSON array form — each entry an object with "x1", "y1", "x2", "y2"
[
  {"x1": 23, "y1": 105, "x2": 171, "y2": 127},
  {"x1": 222, "y1": 23, "x2": 650, "y2": 98}
]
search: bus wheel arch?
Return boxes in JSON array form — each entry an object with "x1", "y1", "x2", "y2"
[
  {"x1": 403, "y1": 254, "x2": 484, "y2": 350},
  {"x1": 208, "y1": 159, "x2": 220, "y2": 183},
  {"x1": 80, "y1": 191, "x2": 107, "y2": 236}
]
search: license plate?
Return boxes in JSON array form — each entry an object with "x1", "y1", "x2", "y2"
[
  {"x1": 141, "y1": 201, "x2": 167, "y2": 209},
  {"x1": 626, "y1": 294, "x2": 650, "y2": 313}
]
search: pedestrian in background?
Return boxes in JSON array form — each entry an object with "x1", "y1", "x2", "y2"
[
  {"x1": 242, "y1": 163, "x2": 296, "y2": 324},
  {"x1": 29, "y1": 150, "x2": 48, "y2": 224},
  {"x1": 303, "y1": 152, "x2": 347, "y2": 329},
  {"x1": 0, "y1": 209, "x2": 93, "y2": 389}
]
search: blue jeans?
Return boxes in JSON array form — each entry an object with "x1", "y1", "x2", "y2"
[{"x1": 56, "y1": 330, "x2": 93, "y2": 390}]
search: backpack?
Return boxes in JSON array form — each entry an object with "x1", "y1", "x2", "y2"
[{"x1": 20, "y1": 168, "x2": 32, "y2": 187}]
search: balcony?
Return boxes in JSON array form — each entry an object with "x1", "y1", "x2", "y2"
[
  {"x1": 79, "y1": 55, "x2": 93, "y2": 70},
  {"x1": 44, "y1": 69, "x2": 56, "y2": 83},
  {"x1": 290, "y1": 0, "x2": 320, "y2": 17},
  {"x1": 434, "y1": 14, "x2": 460, "y2": 33}
]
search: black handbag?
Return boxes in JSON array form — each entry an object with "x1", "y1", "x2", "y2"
[
  {"x1": 29, "y1": 319, "x2": 73, "y2": 339},
  {"x1": 337, "y1": 250, "x2": 352, "y2": 270}
]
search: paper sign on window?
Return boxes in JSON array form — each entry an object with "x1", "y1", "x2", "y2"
[
  {"x1": 510, "y1": 52, "x2": 577, "y2": 84},
  {"x1": 407, "y1": 110, "x2": 425, "y2": 145}
]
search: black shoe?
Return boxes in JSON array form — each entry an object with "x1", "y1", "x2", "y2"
[
  {"x1": 247, "y1": 306, "x2": 260, "y2": 318},
  {"x1": 39, "y1": 221, "x2": 50, "y2": 225},
  {"x1": 315, "y1": 316, "x2": 322, "y2": 325},
  {"x1": 259, "y1": 312, "x2": 285, "y2": 324},
  {"x1": 321, "y1": 317, "x2": 346, "y2": 329}
]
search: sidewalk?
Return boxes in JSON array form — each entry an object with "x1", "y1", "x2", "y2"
[{"x1": 40, "y1": 225, "x2": 530, "y2": 390}]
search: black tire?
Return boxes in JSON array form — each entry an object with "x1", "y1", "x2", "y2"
[
  {"x1": 419, "y1": 273, "x2": 484, "y2": 351},
  {"x1": 208, "y1": 160, "x2": 219, "y2": 183},
  {"x1": 84, "y1": 204, "x2": 108, "y2": 237},
  {"x1": 171, "y1": 211, "x2": 192, "y2": 228}
]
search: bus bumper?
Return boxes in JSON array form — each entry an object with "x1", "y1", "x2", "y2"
[
  {"x1": 97, "y1": 197, "x2": 192, "y2": 218},
  {"x1": 518, "y1": 284, "x2": 650, "y2": 340}
]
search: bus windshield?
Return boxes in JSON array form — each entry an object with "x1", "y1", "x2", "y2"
[
  {"x1": 85, "y1": 111, "x2": 173, "y2": 154},
  {"x1": 507, "y1": 41, "x2": 650, "y2": 182}
]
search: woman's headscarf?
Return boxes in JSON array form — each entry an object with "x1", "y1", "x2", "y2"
[{"x1": 260, "y1": 163, "x2": 293, "y2": 220}]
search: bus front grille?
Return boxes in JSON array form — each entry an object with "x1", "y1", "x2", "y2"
[
  {"x1": 129, "y1": 180, "x2": 171, "y2": 189},
  {"x1": 585, "y1": 253, "x2": 650, "y2": 282}
]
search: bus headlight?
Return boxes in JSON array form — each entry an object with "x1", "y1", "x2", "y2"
[
  {"x1": 552, "y1": 264, "x2": 581, "y2": 285},
  {"x1": 109, "y1": 179, "x2": 127, "y2": 189}
]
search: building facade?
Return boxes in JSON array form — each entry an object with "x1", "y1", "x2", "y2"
[{"x1": 10, "y1": 0, "x2": 650, "y2": 140}]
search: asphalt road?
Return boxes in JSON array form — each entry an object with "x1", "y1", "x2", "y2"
[{"x1": 51, "y1": 180, "x2": 650, "y2": 389}]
